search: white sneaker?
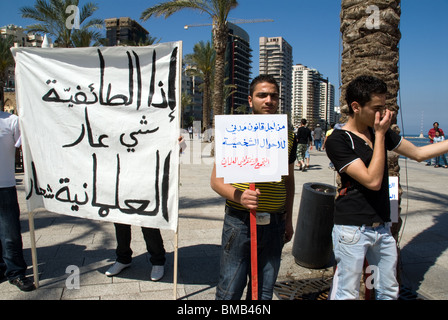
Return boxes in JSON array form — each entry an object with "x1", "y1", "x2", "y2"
[
  {"x1": 105, "y1": 261, "x2": 131, "y2": 277},
  {"x1": 150, "y1": 265, "x2": 164, "y2": 281}
]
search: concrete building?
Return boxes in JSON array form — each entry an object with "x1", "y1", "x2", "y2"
[
  {"x1": 105, "y1": 17, "x2": 149, "y2": 46},
  {"x1": 292, "y1": 64, "x2": 335, "y2": 129},
  {"x1": 259, "y1": 36, "x2": 293, "y2": 116},
  {"x1": 182, "y1": 66, "x2": 203, "y2": 127},
  {"x1": 1, "y1": 24, "x2": 44, "y2": 48},
  {"x1": 225, "y1": 23, "x2": 252, "y2": 114},
  {"x1": 1, "y1": 24, "x2": 44, "y2": 114}
]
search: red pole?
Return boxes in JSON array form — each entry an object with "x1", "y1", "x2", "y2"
[{"x1": 249, "y1": 183, "x2": 258, "y2": 300}]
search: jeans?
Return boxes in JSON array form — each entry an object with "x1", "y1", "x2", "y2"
[
  {"x1": 215, "y1": 207, "x2": 285, "y2": 300},
  {"x1": 314, "y1": 139, "x2": 322, "y2": 150},
  {"x1": 436, "y1": 154, "x2": 448, "y2": 166},
  {"x1": 0, "y1": 187, "x2": 28, "y2": 280},
  {"x1": 114, "y1": 223, "x2": 166, "y2": 266},
  {"x1": 329, "y1": 224, "x2": 399, "y2": 300}
]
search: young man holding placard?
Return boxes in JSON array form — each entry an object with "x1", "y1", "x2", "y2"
[{"x1": 211, "y1": 75, "x2": 297, "y2": 300}]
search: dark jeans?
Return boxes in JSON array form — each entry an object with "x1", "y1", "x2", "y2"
[
  {"x1": 114, "y1": 223, "x2": 166, "y2": 266},
  {"x1": 215, "y1": 207, "x2": 285, "y2": 300},
  {"x1": 0, "y1": 187, "x2": 28, "y2": 280}
]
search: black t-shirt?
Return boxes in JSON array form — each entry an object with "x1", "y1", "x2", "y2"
[
  {"x1": 296, "y1": 126, "x2": 312, "y2": 144},
  {"x1": 325, "y1": 128, "x2": 402, "y2": 226}
]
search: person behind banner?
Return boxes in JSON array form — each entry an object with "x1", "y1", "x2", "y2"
[
  {"x1": 210, "y1": 75, "x2": 298, "y2": 300},
  {"x1": 105, "y1": 136, "x2": 186, "y2": 281},
  {"x1": 325, "y1": 75, "x2": 448, "y2": 300},
  {"x1": 0, "y1": 111, "x2": 35, "y2": 292}
]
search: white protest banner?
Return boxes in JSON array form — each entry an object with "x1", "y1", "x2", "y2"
[
  {"x1": 214, "y1": 114, "x2": 288, "y2": 183},
  {"x1": 12, "y1": 42, "x2": 181, "y2": 231}
]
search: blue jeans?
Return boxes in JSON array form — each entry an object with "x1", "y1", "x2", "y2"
[
  {"x1": 314, "y1": 139, "x2": 322, "y2": 150},
  {"x1": 436, "y1": 154, "x2": 448, "y2": 166},
  {"x1": 215, "y1": 207, "x2": 285, "y2": 300},
  {"x1": 329, "y1": 224, "x2": 399, "y2": 300},
  {"x1": 0, "y1": 187, "x2": 28, "y2": 280}
]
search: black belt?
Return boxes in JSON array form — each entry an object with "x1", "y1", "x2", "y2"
[
  {"x1": 225, "y1": 206, "x2": 286, "y2": 224},
  {"x1": 365, "y1": 222, "x2": 385, "y2": 228}
]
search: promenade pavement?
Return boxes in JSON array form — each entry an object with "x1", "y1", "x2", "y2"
[{"x1": 1, "y1": 136, "x2": 448, "y2": 300}]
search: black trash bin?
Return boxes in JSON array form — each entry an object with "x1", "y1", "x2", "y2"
[{"x1": 292, "y1": 182, "x2": 336, "y2": 269}]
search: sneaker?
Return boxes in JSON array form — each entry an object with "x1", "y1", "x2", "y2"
[
  {"x1": 105, "y1": 261, "x2": 131, "y2": 277},
  {"x1": 150, "y1": 265, "x2": 164, "y2": 281},
  {"x1": 9, "y1": 276, "x2": 36, "y2": 292}
]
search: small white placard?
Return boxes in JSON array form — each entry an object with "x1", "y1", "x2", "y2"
[{"x1": 215, "y1": 114, "x2": 288, "y2": 183}]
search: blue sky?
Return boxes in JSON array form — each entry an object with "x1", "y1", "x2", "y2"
[{"x1": 1, "y1": 0, "x2": 447, "y2": 135}]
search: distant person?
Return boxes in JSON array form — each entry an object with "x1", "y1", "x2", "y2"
[
  {"x1": 326, "y1": 75, "x2": 448, "y2": 300},
  {"x1": 313, "y1": 124, "x2": 323, "y2": 151},
  {"x1": 433, "y1": 129, "x2": 448, "y2": 168},
  {"x1": 427, "y1": 122, "x2": 445, "y2": 165},
  {"x1": 211, "y1": 75, "x2": 297, "y2": 300},
  {"x1": 0, "y1": 110, "x2": 35, "y2": 291},
  {"x1": 188, "y1": 126, "x2": 193, "y2": 140},
  {"x1": 323, "y1": 123, "x2": 335, "y2": 169},
  {"x1": 296, "y1": 119, "x2": 312, "y2": 171},
  {"x1": 322, "y1": 123, "x2": 335, "y2": 151}
]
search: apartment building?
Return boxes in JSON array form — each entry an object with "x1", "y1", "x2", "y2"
[
  {"x1": 292, "y1": 64, "x2": 335, "y2": 129},
  {"x1": 225, "y1": 22, "x2": 252, "y2": 114},
  {"x1": 259, "y1": 36, "x2": 293, "y2": 116},
  {"x1": 105, "y1": 17, "x2": 149, "y2": 46}
]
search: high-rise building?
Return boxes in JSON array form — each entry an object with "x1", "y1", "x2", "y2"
[
  {"x1": 292, "y1": 64, "x2": 335, "y2": 129},
  {"x1": 105, "y1": 17, "x2": 149, "y2": 46},
  {"x1": 225, "y1": 23, "x2": 252, "y2": 114},
  {"x1": 182, "y1": 66, "x2": 204, "y2": 126},
  {"x1": 259, "y1": 36, "x2": 293, "y2": 116}
]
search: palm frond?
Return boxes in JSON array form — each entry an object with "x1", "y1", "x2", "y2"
[{"x1": 141, "y1": 0, "x2": 212, "y2": 21}]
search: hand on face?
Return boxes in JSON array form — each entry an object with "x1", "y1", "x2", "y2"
[{"x1": 374, "y1": 108, "x2": 392, "y2": 134}]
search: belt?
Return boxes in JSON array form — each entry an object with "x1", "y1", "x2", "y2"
[
  {"x1": 365, "y1": 222, "x2": 385, "y2": 228},
  {"x1": 225, "y1": 206, "x2": 286, "y2": 224}
]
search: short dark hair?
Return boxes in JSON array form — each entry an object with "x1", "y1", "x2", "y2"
[
  {"x1": 345, "y1": 75, "x2": 387, "y2": 114},
  {"x1": 249, "y1": 75, "x2": 279, "y2": 97}
]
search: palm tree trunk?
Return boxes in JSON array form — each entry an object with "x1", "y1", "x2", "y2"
[
  {"x1": 340, "y1": 0, "x2": 402, "y2": 290},
  {"x1": 203, "y1": 79, "x2": 211, "y2": 134},
  {"x1": 211, "y1": 20, "x2": 228, "y2": 128}
]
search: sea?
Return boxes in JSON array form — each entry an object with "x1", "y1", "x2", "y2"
[
  {"x1": 403, "y1": 134, "x2": 430, "y2": 147},
  {"x1": 400, "y1": 134, "x2": 431, "y2": 160}
]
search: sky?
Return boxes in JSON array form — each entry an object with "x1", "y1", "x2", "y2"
[{"x1": 1, "y1": 0, "x2": 447, "y2": 135}]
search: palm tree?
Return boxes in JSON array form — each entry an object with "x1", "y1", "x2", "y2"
[
  {"x1": 184, "y1": 40, "x2": 215, "y2": 132},
  {"x1": 71, "y1": 28, "x2": 103, "y2": 47},
  {"x1": 339, "y1": 0, "x2": 401, "y2": 122},
  {"x1": 0, "y1": 35, "x2": 14, "y2": 112},
  {"x1": 20, "y1": 0, "x2": 103, "y2": 47},
  {"x1": 141, "y1": 0, "x2": 238, "y2": 128},
  {"x1": 180, "y1": 91, "x2": 193, "y2": 128},
  {"x1": 339, "y1": 0, "x2": 402, "y2": 289}
]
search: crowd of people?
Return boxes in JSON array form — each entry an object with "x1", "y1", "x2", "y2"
[{"x1": 2, "y1": 74, "x2": 448, "y2": 300}]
